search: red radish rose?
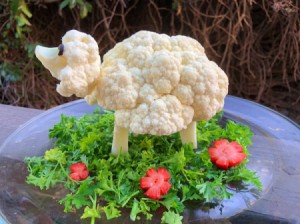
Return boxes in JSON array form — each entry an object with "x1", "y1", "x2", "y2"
[
  {"x1": 69, "y1": 162, "x2": 89, "y2": 181},
  {"x1": 208, "y1": 139, "x2": 246, "y2": 170},
  {"x1": 140, "y1": 168, "x2": 172, "y2": 200}
]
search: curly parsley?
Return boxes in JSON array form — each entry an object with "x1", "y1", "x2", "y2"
[{"x1": 25, "y1": 110, "x2": 261, "y2": 224}]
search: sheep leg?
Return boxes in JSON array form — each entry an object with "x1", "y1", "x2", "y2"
[
  {"x1": 179, "y1": 121, "x2": 197, "y2": 149},
  {"x1": 111, "y1": 124, "x2": 129, "y2": 154}
]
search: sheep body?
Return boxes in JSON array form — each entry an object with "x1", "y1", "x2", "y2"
[{"x1": 91, "y1": 31, "x2": 228, "y2": 135}]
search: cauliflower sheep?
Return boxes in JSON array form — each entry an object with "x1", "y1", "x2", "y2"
[{"x1": 35, "y1": 30, "x2": 228, "y2": 154}]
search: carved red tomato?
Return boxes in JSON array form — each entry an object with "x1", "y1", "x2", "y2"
[
  {"x1": 140, "y1": 167, "x2": 172, "y2": 200},
  {"x1": 208, "y1": 139, "x2": 246, "y2": 170},
  {"x1": 69, "y1": 162, "x2": 89, "y2": 181}
]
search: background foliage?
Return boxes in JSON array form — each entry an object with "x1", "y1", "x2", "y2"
[{"x1": 0, "y1": 0, "x2": 299, "y2": 123}]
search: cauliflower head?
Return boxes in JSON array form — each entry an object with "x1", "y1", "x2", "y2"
[
  {"x1": 35, "y1": 30, "x2": 101, "y2": 98},
  {"x1": 94, "y1": 31, "x2": 228, "y2": 136}
]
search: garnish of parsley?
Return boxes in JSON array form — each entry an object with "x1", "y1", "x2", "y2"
[{"x1": 25, "y1": 110, "x2": 261, "y2": 224}]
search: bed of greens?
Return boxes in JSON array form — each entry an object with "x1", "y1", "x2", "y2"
[{"x1": 25, "y1": 110, "x2": 262, "y2": 224}]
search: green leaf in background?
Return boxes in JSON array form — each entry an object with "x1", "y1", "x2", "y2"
[
  {"x1": 0, "y1": 62, "x2": 21, "y2": 85},
  {"x1": 59, "y1": 0, "x2": 92, "y2": 18},
  {"x1": 19, "y1": 0, "x2": 32, "y2": 18},
  {"x1": 10, "y1": 0, "x2": 19, "y2": 15},
  {"x1": 24, "y1": 42, "x2": 36, "y2": 59},
  {"x1": 59, "y1": 0, "x2": 71, "y2": 10},
  {"x1": 9, "y1": 0, "x2": 32, "y2": 40},
  {"x1": 18, "y1": 13, "x2": 31, "y2": 26},
  {"x1": 80, "y1": 2, "x2": 92, "y2": 18}
]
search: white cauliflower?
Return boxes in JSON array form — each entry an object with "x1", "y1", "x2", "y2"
[
  {"x1": 35, "y1": 30, "x2": 228, "y2": 154},
  {"x1": 35, "y1": 30, "x2": 101, "y2": 98}
]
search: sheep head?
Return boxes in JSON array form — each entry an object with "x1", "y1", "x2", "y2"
[{"x1": 35, "y1": 30, "x2": 101, "y2": 98}]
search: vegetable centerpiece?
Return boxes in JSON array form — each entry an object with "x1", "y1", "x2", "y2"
[
  {"x1": 27, "y1": 30, "x2": 261, "y2": 223},
  {"x1": 35, "y1": 30, "x2": 228, "y2": 154}
]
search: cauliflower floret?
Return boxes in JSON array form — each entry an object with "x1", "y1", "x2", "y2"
[
  {"x1": 172, "y1": 84, "x2": 194, "y2": 105},
  {"x1": 133, "y1": 95, "x2": 193, "y2": 135},
  {"x1": 170, "y1": 35, "x2": 206, "y2": 54},
  {"x1": 138, "y1": 84, "x2": 160, "y2": 104},
  {"x1": 146, "y1": 51, "x2": 181, "y2": 94},
  {"x1": 191, "y1": 59, "x2": 228, "y2": 120}
]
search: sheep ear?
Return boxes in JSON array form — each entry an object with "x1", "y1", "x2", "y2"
[
  {"x1": 35, "y1": 45, "x2": 67, "y2": 79},
  {"x1": 35, "y1": 45, "x2": 59, "y2": 63}
]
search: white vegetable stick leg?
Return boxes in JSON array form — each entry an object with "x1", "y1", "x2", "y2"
[
  {"x1": 111, "y1": 124, "x2": 129, "y2": 154},
  {"x1": 179, "y1": 121, "x2": 197, "y2": 149}
]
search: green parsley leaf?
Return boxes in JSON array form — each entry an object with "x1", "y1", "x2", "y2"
[
  {"x1": 103, "y1": 202, "x2": 121, "y2": 220},
  {"x1": 161, "y1": 211, "x2": 183, "y2": 224},
  {"x1": 45, "y1": 147, "x2": 66, "y2": 164}
]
